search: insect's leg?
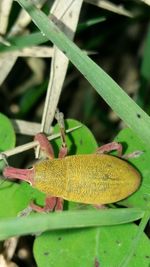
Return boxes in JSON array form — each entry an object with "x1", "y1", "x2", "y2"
[
  {"x1": 96, "y1": 142, "x2": 123, "y2": 157},
  {"x1": 93, "y1": 204, "x2": 106, "y2": 209},
  {"x1": 55, "y1": 197, "x2": 64, "y2": 211},
  {"x1": 28, "y1": 196, "x2": 63, "y2": 213},
  {"x1": 96, "y1": 141, "x2": 143, "y2": 159},
  {"x1": 55, "y1": 109, "x2": 68, "y2": 158},
  {"x1": 30, "y1": 196, "x2": 57, "y2": 212},
  {"x1": 19, "y1": 194, "x2": 58, "y2": 214},
  {"x1": 122, "y1": 150, "x2": 143, "y2": 159},
  {"x1": 19, "y1": 196, "x2": 57, "y2": 216},
  {"x1": 30, "y1": 196, "x2": 63, "y2": 212},
  {"x1": 34, "y1": 133, "x2": 54, "y2": 159}
]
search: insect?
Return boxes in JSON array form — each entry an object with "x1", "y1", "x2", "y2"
[{"x1": 2, "y1": 111, "x2": 141, "y2": 212}]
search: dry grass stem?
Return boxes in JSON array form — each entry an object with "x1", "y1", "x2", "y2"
[
  {"x1": 0, "y1": 36, "x2": 11, "y2": 46},
  {"x1": 85, "y1": 0, "x2": 133, "y2": 17},
  {"x1": 4, "y1": 237, "x2": 19, "y2": 261},
  {"x1": 141, "y1": 0, "x2": 150, "y2": 5},
  {"x1": 0, "y1": 0, "x2": 47, "y2": 86},
  {"x1": 2, "y1": 46, "x2": 54, "y2": 58},
  {"x1": 11, "y1": 119, "x2": 53, "y2": 136},
  {"x1": 0, "y1": 125, "x2": 81, "y2": 159},
  {"x1": 0, "y1": 0, "x2": 13, "y2": 35},
  {"x1": 40, "y1": 0, "x2": 83, "y2": 135},
  {"x1": 0, "y1": 54, "x2": 18, "y2": 85}
]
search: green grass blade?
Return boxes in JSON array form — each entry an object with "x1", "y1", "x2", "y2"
[
  {"x1": 78, "y1": 16, "x2": 106, "y2": 32},
  {"x1": 141, "y1": 26, "x2": 150, "y2": 81},
  {"x1": 16, "y1": 0, "x2": 150, "y2": 147},
  {"x1": 0, "y1": 32, "x2": 48, "y2": 53},
  {"x1": 0, "y1": 209, "x2": 144, "y2": 241}
]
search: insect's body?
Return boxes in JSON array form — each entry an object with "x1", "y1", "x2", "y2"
[{"x1": 34, "y1": 154, "x2": 141, "y2": 204}]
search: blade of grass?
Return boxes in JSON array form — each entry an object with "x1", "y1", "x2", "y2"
[
  {"x1": 141, "y1": 26, "x2": 150, "y2": 81},
  {"x1": 8, "y1": 0, "x2": 46, "y2": 37},
  {"x1": 0, "y1": 208, "x2": 145, "y2": 241},
  {"x1": 78, "y1": 16, "x2": 106, "y2": 32},
  {"x1": 16, "y1": 0, "x2": 150, "y2": 148},
  {"x1": 0, "y1": 32, "x2": 48, "y2": 53},
  {"x1": 85, "y1": 0, "x2": 133, "y2": 17}
]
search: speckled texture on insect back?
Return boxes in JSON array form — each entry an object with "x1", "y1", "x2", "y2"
[{"x1": 34, "y1": 154, "x2": 141, "y2": 204}]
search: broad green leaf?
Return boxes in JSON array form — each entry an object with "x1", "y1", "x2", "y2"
[
  {"x1": 99, "y1": 223, "x2": 150, "y2": 267},
  {"x1": 0, "y1": 113, "x2": 15, "y2": 153},
  {"x1": 115, "y1": 128, "x2": 150, "y2": 208},
  {"x1": 0, "y1": 181, "x2": 43, "y2": 218},
  {"x1": 34, "y1": 221, "x2": 150, "y2": 267},
  {"x1": 0, "y1": 113, "x2": 16, "y2": 170}
]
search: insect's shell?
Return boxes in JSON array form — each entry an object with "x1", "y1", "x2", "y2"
[{"x1": 33, "y1": 154, "x2": 141, "y2": 204}]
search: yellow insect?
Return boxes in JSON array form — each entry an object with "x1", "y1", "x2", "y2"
[
  {"x1": 3, "y1": 111, "x2": 141, "y2": 211},
  {"x1": 34, "y1": 153, "x2": 140, "y2": 204},
  {"x1": 3, "y1": 138, "x2": 141, "y2": 212}
]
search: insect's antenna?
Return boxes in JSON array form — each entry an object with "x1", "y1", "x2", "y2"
[
  {"x1": 55, "y1": 108, "x2": 68, "y2": 158},
  {"x1": 55, "y1": 108, "x2": 66, "y2": 148}
]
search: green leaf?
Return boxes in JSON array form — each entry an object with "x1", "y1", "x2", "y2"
[
  {"x1": 0, "y1": 113, "x2": 16, "y2": 170},
  {"x1": 115, "y1": 128, "x2": 150, "y2": 208},
  {"x1": 16, "y1": 0, "x2": 150, "y2": 148},
  {"x1": 34, "y1": 219, "x2": 150, "y2": 267},
  {"x1": 0, "y1": 181, "x2": 44, "y2": 218},
  {"x1": 118, "y1": 211, "x2": 150, "y2": 267}
]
